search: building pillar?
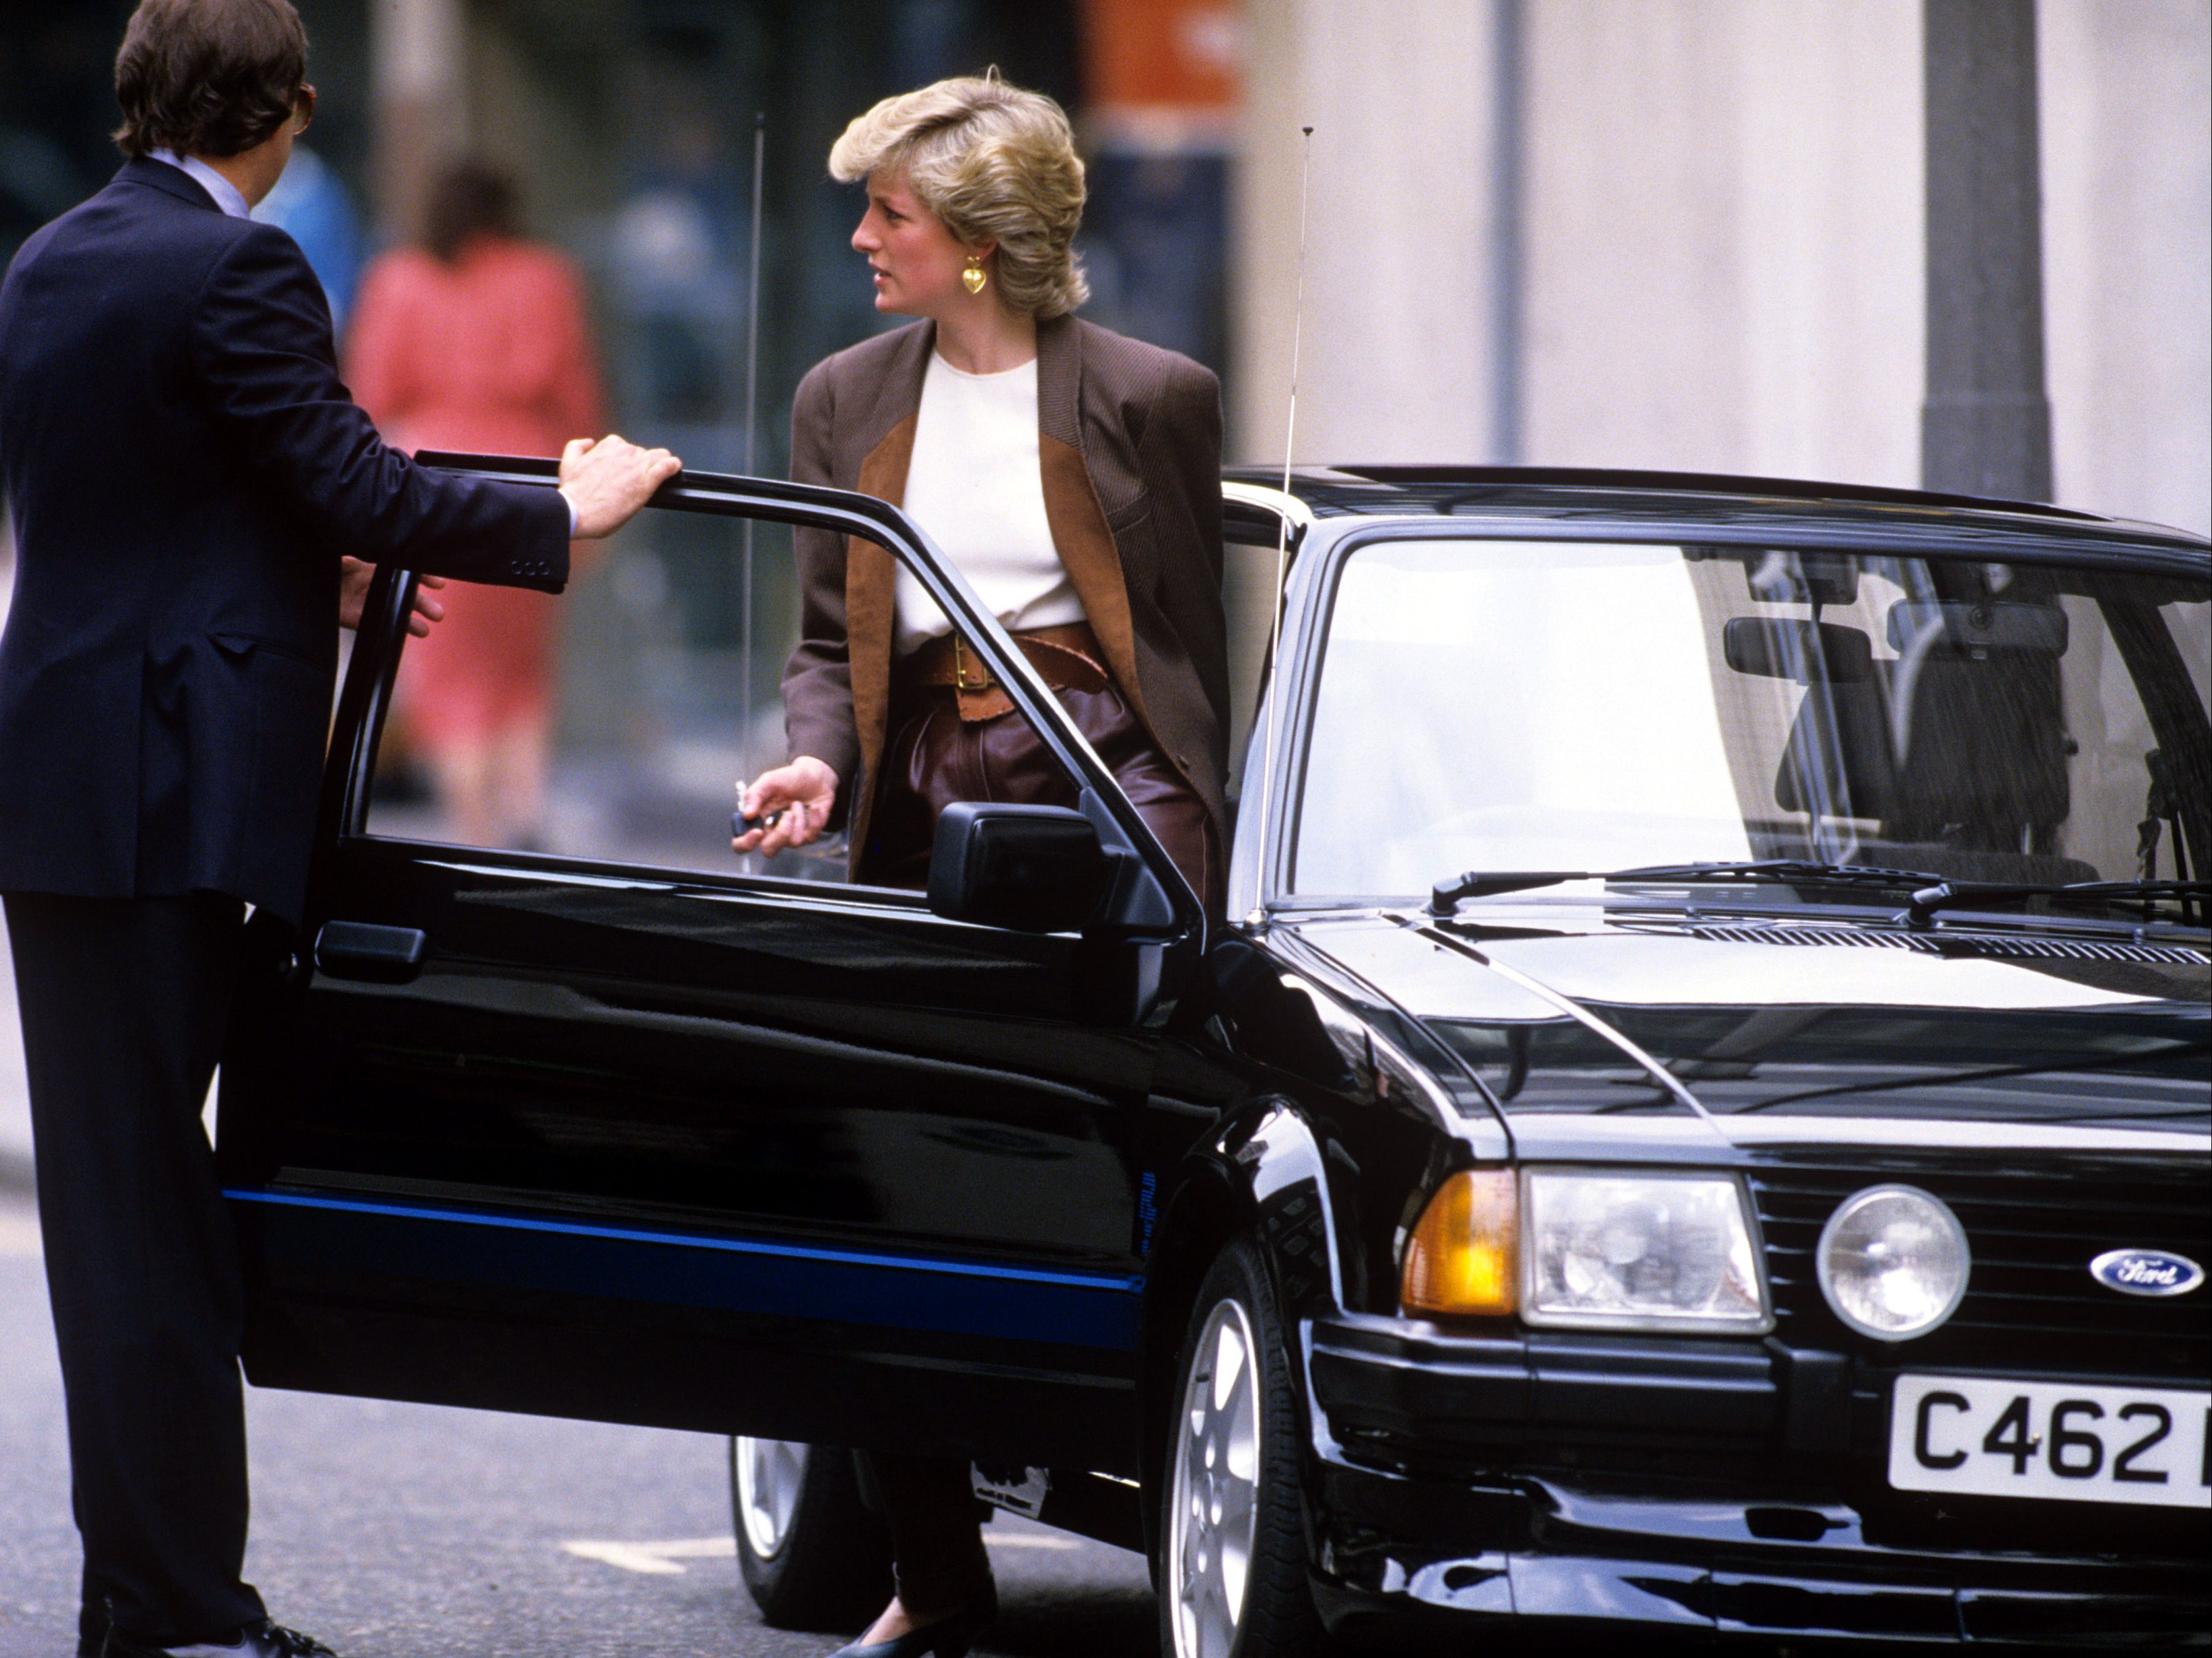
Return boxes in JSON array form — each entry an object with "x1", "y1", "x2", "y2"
[
  {"x1": 1488, "y1": 0, "x2": 1525, "y2": 466},
  {"x1": 1920, "y1": 0, "x2": 2052, "y2": 501},
  {"x1": 371, "y1": 0, "x2": 468, "y2": 244}
]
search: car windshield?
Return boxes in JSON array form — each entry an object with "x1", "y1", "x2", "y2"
[{"x1": 1290, "y1": 538, "x2": 2212, "y2": 905}]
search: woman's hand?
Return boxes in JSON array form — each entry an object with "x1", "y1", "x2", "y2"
[{"x1": 733, "y1": 756, "x2": 840, "y2": 857}]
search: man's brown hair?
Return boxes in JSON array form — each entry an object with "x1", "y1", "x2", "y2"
[{"x1": 113, "y1": 0, "x2": 308, "y2": 160}]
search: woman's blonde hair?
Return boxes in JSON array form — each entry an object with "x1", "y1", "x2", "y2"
[{"x1": 830, "y1": 73, "x2": 1088, "y2": 318}]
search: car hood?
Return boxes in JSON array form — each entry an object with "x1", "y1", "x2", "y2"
[{"x1": 1281, "y1": 909, "x2": 2211, "y2": 1155}]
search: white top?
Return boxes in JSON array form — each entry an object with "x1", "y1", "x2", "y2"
[
  {"x1": 894, "y1": 352, "x2": 1086, "y2": 654},
  {"x1": 149, "y1": 151, "x2": 250, "y2": 219}
]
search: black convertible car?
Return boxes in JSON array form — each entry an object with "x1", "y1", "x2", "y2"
[{"x1": 218, "y1": 461, "x2": 2210, "y2": 1654}]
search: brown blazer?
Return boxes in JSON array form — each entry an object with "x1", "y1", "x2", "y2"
[{"x1": 782, "y1": 313, "x2": 1229, "y2": 872}]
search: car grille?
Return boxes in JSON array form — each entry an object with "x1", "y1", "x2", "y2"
[{"x1": 1749, "y1": 1162, "x2": 2211, "y2": 1381}]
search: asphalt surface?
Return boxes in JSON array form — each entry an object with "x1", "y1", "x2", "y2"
[
  {"x1": 0, "y1": 1196, "x2": 1157, "y2": 1658},
  {"x1": 0, "y1": 915, "x2": 1157, "y2": 1658}
]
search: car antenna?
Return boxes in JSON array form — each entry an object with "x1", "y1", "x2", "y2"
[
  {"x1": 1247, "y1": 125, "x2": 1314, "y2": 928},
  {"x1": 738, "y1": 109, "x2": 766, "y2": 859}
]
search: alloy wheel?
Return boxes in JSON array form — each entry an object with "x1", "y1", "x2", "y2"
[
  {"x1": 733, "y1": 1437, "x2": 809, "y2": 1559},
  {"x1": 1167, "y1": 1297, "x2": 1263, "y2": 1658}
]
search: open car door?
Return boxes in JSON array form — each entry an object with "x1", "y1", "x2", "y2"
[{"x1": 216, "y1": 459, "x2": 1204, "y2": 1475}]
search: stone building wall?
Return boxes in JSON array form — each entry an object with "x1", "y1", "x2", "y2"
[{"x1": 1233, "y1": 0, "x2": 2210, "y2": 537}]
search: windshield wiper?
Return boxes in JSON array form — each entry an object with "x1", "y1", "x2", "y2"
[
  {"x1": 1899, "y1": 879, "x2": 2212, "y2": 930},
  {"x1": 1427, "y1": 860, "x2": 1948, "y2": 917}
]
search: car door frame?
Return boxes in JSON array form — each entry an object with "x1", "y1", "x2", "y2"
[
  {"x1": 217, "y1": 457, "x2": 1207, "y2": 1470},
  {"x1": 336, "y1": 454, "x2": 1203, "y2": 941}
]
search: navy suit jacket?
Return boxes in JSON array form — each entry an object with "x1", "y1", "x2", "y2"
[{"x1": 0, "y1": 159, "x2": 572, "y2": 923}]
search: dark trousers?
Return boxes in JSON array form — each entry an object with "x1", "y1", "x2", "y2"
[
  {"x1": 855, "y1": 1453, "x2": 994, "y2": 1616},
  {"x1": 3, "y1": 891, "x2": 266, "y2": 1649}
]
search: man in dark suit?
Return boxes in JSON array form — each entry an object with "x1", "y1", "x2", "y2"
[{"x1": 0, "y1": 3, "x2": 679, "y2": 1653}]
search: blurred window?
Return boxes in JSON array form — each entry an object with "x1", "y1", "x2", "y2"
[
  {"x1": 365, "y1": 509, "x2": 842, "y2": 880},
  {"x1": 358, "y1": 508, "x2": 1084, "y2": 890}
]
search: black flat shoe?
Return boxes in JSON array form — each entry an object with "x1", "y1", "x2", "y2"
[
  {"x1": 826, "y1": 1594, "x2": 995, "y2": 1658},
  {"x1": 105, "y1": 1619, "x2": 337, "y2": 1658}
]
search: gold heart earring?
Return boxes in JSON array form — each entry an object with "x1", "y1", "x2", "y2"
[{"x1": 962, "y1": 254, "x2": 987, "y2": 296}]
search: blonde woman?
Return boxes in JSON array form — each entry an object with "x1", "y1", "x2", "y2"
[
  {"x1": 735, "y1": 73, "x2": 1227, "y2": 915},
  {"x1": 732, "y1": 74, "x2": 1228, "y2": 1656}
]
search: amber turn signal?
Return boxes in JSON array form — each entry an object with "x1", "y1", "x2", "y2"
[{"x1": 1401, "y1": 1168, "x2": 1517, "y2": 1317}]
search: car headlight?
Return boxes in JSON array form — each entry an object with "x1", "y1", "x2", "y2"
[
  {"x1": 1522, "y1": 1169, "x2": 1771, "y2": 1333},
  {"x1": 1815, "y1": 1184, "x2": 1970, "y2": 1342}
]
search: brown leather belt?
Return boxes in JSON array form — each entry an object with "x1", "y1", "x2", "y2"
[{"x1": 898, "y1": 622, "x2": 1110, "y2": 722}]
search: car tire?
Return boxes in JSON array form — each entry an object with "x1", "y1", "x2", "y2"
[
  {"x1": 729, "y1": 1437, "x2": 894, "y2": 1631},
  {"x1": 1158, "y1": 1235, "x2": 1331, "y2": 1658}
]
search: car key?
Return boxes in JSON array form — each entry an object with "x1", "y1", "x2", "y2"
[{"x1": 732, "y1": 807, "x2": 785, "y2": 839}]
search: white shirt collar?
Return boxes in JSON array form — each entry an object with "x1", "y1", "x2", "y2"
[{"x1": 147, "y1": 150, "x2": 252, "y2": 220}]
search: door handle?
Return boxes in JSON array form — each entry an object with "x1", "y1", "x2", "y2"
[{"x1": 313, "y1": 920, "x2": 429, "y2": 984}]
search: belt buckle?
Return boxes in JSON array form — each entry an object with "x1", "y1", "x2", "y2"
[{"x1": 953, "y1": 636, "x2": 986, "y2": 692}]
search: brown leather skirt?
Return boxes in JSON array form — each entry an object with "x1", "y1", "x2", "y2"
[{"x1": 858, "y1": 631, "x2": 1220, "y2": 916}]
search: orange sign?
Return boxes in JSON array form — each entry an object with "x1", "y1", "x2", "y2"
[{"x1": 1080, "y1": 0, "x2": 1240, "y2": 112}]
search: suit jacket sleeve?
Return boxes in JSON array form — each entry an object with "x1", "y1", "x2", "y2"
[
  {"x1": 191, "y1": 222, "x2": 572, "y2": 591},
  {"x1": 780, "y1": 360, "x2": 862, "y2": 807}
]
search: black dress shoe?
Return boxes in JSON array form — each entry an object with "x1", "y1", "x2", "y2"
[
  {"x1": 826, "y1": 1593, "x2": 994, "y2": 1658},
  {"x1": 105, "y1": 1619, "x2": 337, "y2": 1658}
]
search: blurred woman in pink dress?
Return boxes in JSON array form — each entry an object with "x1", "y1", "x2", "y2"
[{"x1": 347, "y1": 162, "x2": 603, "y2": 847}]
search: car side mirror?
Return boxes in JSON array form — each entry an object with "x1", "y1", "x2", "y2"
[{"x1": 928, "y1": 803, "x2": 1118, "y2": 932}]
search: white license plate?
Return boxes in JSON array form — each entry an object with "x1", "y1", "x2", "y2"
[{"x1": 1890, "y1": 1374, "x2": 2210, "y2": 1509}]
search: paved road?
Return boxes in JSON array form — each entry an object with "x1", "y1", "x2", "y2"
[
  {"x1": 0, "y1": 1201, "x2": 1156, "y2": 1658},
  {"x1": 0, "y1": 920, "x2": 1156, "y2": 1658}
]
